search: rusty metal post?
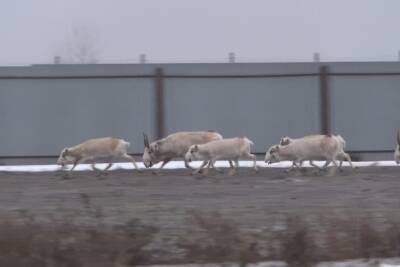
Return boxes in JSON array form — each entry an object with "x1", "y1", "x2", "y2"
[
  {"x1": 319, "y1": 65, "x2": 331, "y2": 135},
  {"x1": 155, "y1": 68, "x2": 165, "y2": 139}
]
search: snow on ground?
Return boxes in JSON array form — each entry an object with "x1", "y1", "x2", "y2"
[
  {"x1": 314, "y1": 258, "x2": 400, "y2": 267},
  {"x1": 139, "y1": 259, "x2": 400, "y2": 267},
  {"x1": 0, "y1": 160, "x2": 397, "y2": 172}
]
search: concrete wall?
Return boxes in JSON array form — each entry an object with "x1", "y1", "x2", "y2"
[{"x1": 0, "y1": 62, "x2": 399, "y2": 158}]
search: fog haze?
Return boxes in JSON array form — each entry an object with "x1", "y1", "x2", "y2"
[{"x1": 1, "y1": 0, "x2": 399, "y2": 65}]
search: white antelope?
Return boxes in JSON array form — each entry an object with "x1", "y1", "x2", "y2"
[
  {"x1": 185, "y1": 136, "x2": 258, "y2": 175},
  {"x1": 57, "y1": 137, "x2": 140, "y2": 172},
  {"x1": 142, "y1": 131, "x2": 224, "y2": 173},
  {"x1": 395, "y1": 130, "x2": 400, "y2": 164},
  {"x1": 265, "y1": 134, "x2": 352, "y2": 171}
]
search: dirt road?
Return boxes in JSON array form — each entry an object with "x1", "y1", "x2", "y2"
[
  {"x1": 0, "y1": 166, "x2": 399, "y2": 262},
  {"x1": 0, "y1": 166, "x2": 399, "y2": 233}
]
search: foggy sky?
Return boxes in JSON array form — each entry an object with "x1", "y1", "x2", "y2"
[{"x1": 1, "y1": 0, "x2": 400, "y2": 65}]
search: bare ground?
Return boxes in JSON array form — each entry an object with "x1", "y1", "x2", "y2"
[
  {"x1": 0, "y1": 165, "x2": 399, "y2": 262},
  {"x1": 0, "y1": 166, "x2": 399, "y2": 230}
]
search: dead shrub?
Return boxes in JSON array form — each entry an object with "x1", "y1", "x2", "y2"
[
  {"x1": 177, "y1": 210, "x2": 261, "y2": 265},
  {"x1": 0, "y1": 216, "x2": 157, "y2": 267},
  {"x1": 273, "y1": 216, "x2": 318, "y2": 267}
]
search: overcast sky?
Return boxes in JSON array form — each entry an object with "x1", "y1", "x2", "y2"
[{"x1": 1, "y1": 0, "x2": 400, "y2": 65}]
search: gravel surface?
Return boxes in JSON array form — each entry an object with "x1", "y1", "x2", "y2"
[{"x1": 0, "y1": 166, "x2": 399, "y2": 236}]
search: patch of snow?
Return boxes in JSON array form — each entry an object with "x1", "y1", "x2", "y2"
[
  {"x1": 0, "y1": 160, "x2": 397, "y2": 173},
  {"x1": 315, "y1": 258, "x2": 400, "y2": 267},
  {"x1": 136, "y1": 258, "x2": 400, "y2": 267},
  {"x1": 137, "y1": 259, "x2": 400, "y2": 267}
]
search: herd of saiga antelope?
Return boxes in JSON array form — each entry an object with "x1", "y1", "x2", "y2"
[{"x1": 57, "y1": 130, "x2": 400, "y2": 175}]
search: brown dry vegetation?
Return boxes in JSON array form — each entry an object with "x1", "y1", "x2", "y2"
[
  {"x1": 1, "y1": 167, "x2": 400, "y2": 266},
  {"x1": 0, "y1": 216, "x2": 157, "y2": 267},
  {"x1": 2, "y1": 210, "x2": 400, "y2": 267}
]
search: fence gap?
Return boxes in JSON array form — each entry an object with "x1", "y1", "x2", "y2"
[
  {"x1": 155, "y1": 68, "x2": 165, "y2": 139},
  {"x1": 319, "y1": 65, "x2": 331, "y2": 135}
]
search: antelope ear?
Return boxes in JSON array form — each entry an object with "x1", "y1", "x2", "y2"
[
  {"x1": 154, "y1": 142, "x2": 161, "y2": 152},
  {"x1": 143, "y1": 133, "x2": 150, "y2": 148},
  {"x1": 62, "y1": 148, "x2": 69, "y2": 157},
  {"x1": 280, "y1": 137, "x2": 290, "y2": 146},
  {"x1": 397, "y1": 129, "x2": 400, "y2": 146}
]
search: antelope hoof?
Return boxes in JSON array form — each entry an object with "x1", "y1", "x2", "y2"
[
  {"x1": 191, "y1": 170, "x2": 201, "y2": 175},
  {"x1": 216, "y1": 169, "x2": 224, "y2": 174},
  {"x1": 229, "y1": 170, "x2": 237, "y2": 176}
]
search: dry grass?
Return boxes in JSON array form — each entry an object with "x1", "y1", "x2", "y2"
[
  {"x1": 0, "y1": 216, "x2": 157, "y2": 267},
  {"x1": 177, "y1": 212, "x2": 400, "y2": 266},
  {"x1": 177, "y1": 210, "x2": 261, "y2": 265},
  {"x1": 271, "y1": 216, "x2": 318, "y2": 267},
  {"x1": 1, "y1": 209, "x2": 400, "y2": 266},
  {"x1": 0, "y1": 192, "x2": 158, "y2": 267},
  {"x1": 266, "y1": 214, "x2": 400, "y2": 266}
]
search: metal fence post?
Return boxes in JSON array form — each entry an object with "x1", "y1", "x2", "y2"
[
  {"x1": 319, "y1": 65, "x2": 331, "y2": 135},
  {"x1": 155, "y1": 68, "x2": 165, "y2": 139}
]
